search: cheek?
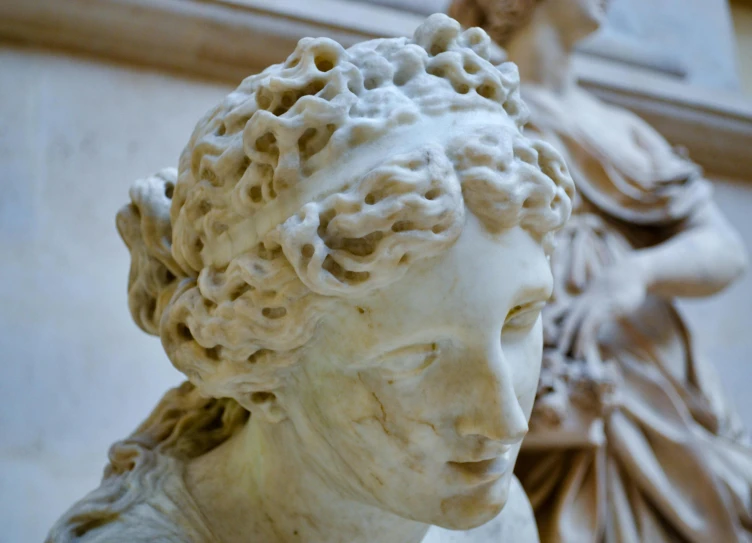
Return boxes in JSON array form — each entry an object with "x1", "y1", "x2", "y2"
[
  {"x1": 503, "y1": 319, "x2": 543, "y2": 415},
  {"x1": 287, "y1": 365, "x2": 364, "y2": 446},
  {"x1": 360, "y1": 371, "x2": 445, "y2": 451},
  {"x1": 290, "y1": 365, "x2": 416, "y2": 462}
]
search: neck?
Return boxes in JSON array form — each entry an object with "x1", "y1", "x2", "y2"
[
  {"x1": 185, "y1": 414, "x2": 430, "y2": 543},
  {"x1": 504, "y1": 7, "x2": 577, "y2": 96}
]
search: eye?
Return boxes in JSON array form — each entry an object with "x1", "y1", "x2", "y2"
[
  {"x1": 503, "y1": 301, "x2": 546, "y2": 333},
  {"x1": 378, "y1": 343, "x2": 440, "y2": 378}
]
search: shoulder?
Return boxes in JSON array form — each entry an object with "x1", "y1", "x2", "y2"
[
  {"x1": 47, "y1": 383, "x2": 245, "y2": 543},
  {"x1": 525, "y1": 86, "x2": 711, "y2": 226},
  {"x1": 46, "y1": 448, "x2": 216, "y2": 543},
  {"x1": 47, "y1": 516, "x2": 178, "y2": 543}
]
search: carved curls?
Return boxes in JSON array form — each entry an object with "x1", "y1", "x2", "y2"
[{"x1": 117, "y1": 15, "x2": 574, "y2": 401}]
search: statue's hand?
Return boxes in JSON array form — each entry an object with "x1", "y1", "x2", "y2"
[{"x1": 556, "y1": 256, "x2": 647, "y2": 362}]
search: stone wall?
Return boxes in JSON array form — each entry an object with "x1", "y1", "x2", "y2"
[
  {"x1": 349, "y1": 0, "x2": 741, "y2": 88},
  {"x1": 0, "y1": 44, "x2": 231, "y2": 542}
]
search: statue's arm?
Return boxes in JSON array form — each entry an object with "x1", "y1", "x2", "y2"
[{"x1": 630, "y1": 200, "x2": 748, "y2": 299}]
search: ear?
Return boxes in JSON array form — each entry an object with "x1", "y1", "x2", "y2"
[{"x1": 241, "y1": 391, "x2": 287, "y2": 424}]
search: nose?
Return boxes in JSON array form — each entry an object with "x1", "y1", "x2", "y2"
[{"x1": 455, "y1": 342, "x2": 529, "y2": 444}]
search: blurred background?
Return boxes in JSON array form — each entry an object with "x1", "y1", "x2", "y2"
[{"x1": 0, "y1": 0, "x2": 750, "y2": 541}]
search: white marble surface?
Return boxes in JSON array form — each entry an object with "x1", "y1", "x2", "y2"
[
  {"x1": 0, "y1": 43, "x2": 750, "y2": 543},
  {"x1": 44, "y1": 16, "x2": 571, "y2": 540},
  {"x1": 676, "y1": 176, "x2": 752, "y2": 422}
]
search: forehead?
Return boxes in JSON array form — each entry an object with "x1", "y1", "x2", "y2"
[{"x1": 318, "y1": 214, "x2": 553, "y2": 359}]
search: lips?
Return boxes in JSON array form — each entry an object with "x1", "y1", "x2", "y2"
[
  {"x1": 450, "y1": 443, "x2": 513, "y2": 464},
  {"x1": 446, "y1": 451, "x2": 512, "y2": 484}
]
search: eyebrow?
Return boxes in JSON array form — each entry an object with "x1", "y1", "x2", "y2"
[
  {"x1": 359, "y1": 341, "x2": 440, "y2": 368},
  {"x1": 369, "y1": 343, "x2": 437, "y2": 362}
]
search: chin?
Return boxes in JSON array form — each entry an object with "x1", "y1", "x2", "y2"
[
  {"x1": 585, "y1": 1, "x2": 609, "y2": 29},
  {"x1": 567, "y1": 1, "x2": 606, "y2": 38},
  {"x1": 570, "y1": 17, "x2": 603, "y2": 46},
  {"x1": 435, "y1": 476, "x2": 511, "y2": 531},
  {"x1": 589, "y1": 10, "x2": 607, "y2": 27}
]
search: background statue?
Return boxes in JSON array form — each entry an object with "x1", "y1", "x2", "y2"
[
  {"x1": 47, "y1": 15, "x2": 575, "y2": 543},
  {"x1": 449, "y1": 1, "x2": 752, "y2": 541}
]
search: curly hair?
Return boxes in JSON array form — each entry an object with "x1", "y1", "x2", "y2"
[
  {"x1": 50, "y1": 15, "x2": 575, "y2": 541},
  {"x1": 117, "y1": 14, "x2": 574, "y2": 403},
  {"x1": 448, "y1": 0, "x2": 540, "y2": 47}
]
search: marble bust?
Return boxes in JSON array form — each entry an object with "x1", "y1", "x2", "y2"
[
  {"x1": 449, "y1": 1, "x2": 752, "y2": 542},
  {"x1": 46, "y1": 14, "x2": 574, "y2": 543}
]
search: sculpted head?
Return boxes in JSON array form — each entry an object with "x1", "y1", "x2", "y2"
[
  {"x1": 449, "y1": 0, "x2": 610, "y2": 48},
  {"x1": 117, "y1": 14, "x2": 573, "y2": 530}
]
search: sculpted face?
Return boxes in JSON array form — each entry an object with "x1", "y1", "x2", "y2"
[
  {"x1": 51, "y1": 15, "x2": 575, "y2": 543},
  {"x1": 281, "y1": 212, "x2": 553, "y2": 529}
]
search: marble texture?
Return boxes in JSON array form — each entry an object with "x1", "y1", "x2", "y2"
[
  {"x1": 2, "y1": 12, "x2": 752, "y2": 543},
  {"x1": 450, "y1": 1, "x2": 752, "y2": 541},
  {"x1": 44, "y1": 14, "x2": 576, "y2": 542}
]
